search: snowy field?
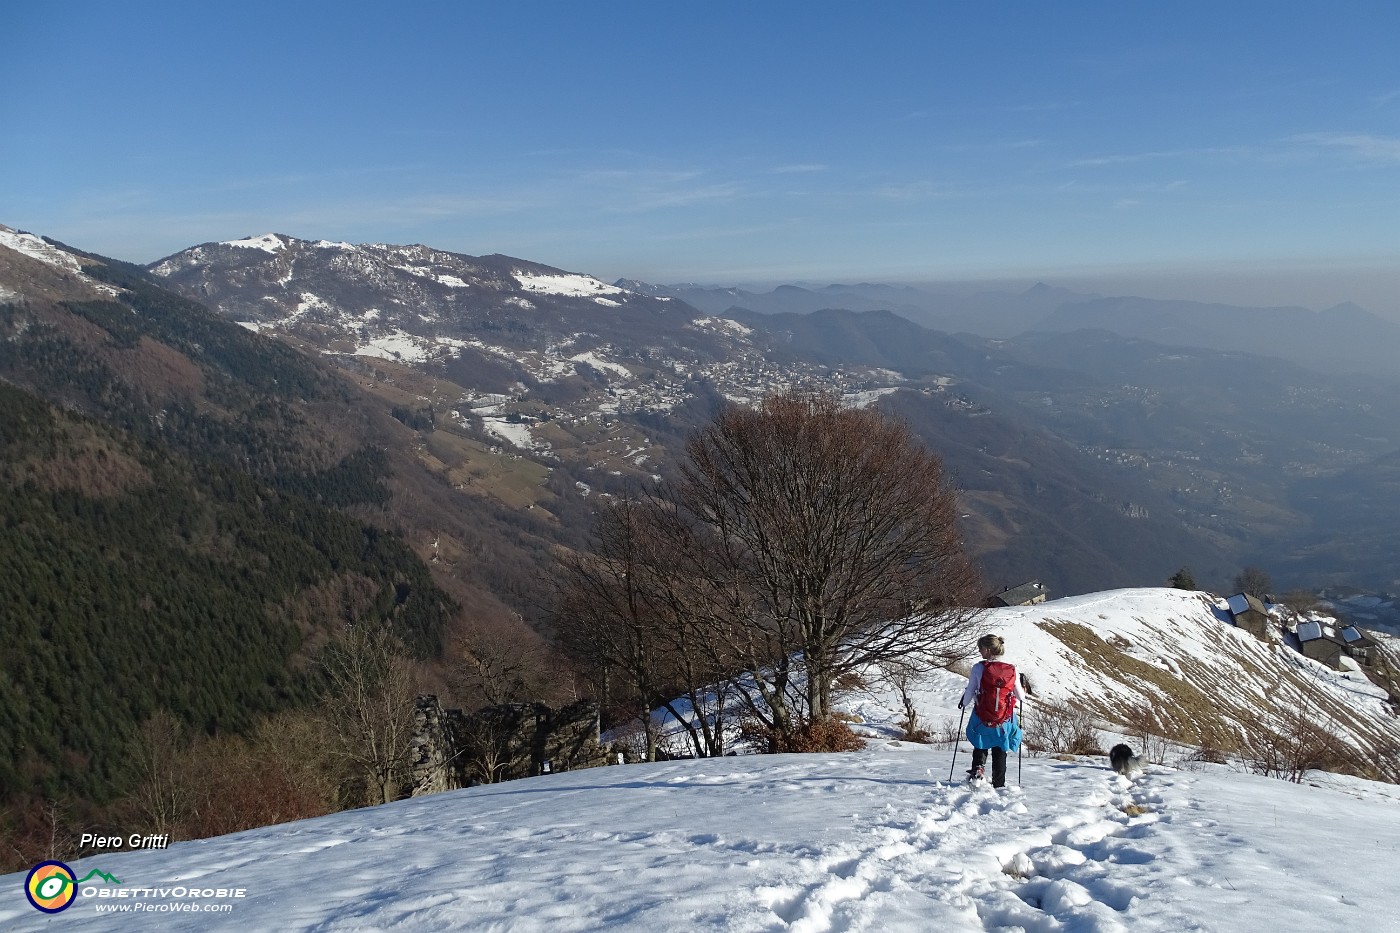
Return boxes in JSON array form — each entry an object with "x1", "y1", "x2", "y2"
[
  {"x1": 6, "y1": 747, "x2": 1400, "y2": 932},
  {"x1": 8, "y1": 588, "x2": 1399, "y2": 930}
]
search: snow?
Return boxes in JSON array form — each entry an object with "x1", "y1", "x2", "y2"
[
  {"x1": 219, "y1": 234, "x2": 286, "y2": 254},
  {"x1": 970, "y1": 588, "x2": 1396, "y2": 748},
  {"x1": 295, "y1": 292, "x2": 331, "y2": 318},
  {"x1": 8, "y1": 588, "x2": 1399, "y2": 931},
  {"x1": 0, "y1": 226, "x2": 83, "y2": 274},
  {"x1": 1226, "y1": 593, "x2": 1253, "y2": 615},
  {"x1": 6, "y1": 750, "x2": 1399, "y2": 931},
  {"x1": 353, "y1": 329, "x2": 432, "y2": 362},
  {"x1": 842, "y1": 387, "x2": 900, "y2": 409},
  {"x1": 570, "y1": 351, "x2": 633, "y2": 381},
  {"x1": 690, "y1": 316, "x2": 753, "y2": 337},
  {"x1": 0, "y1": 226, "x2": 123, "y2": 296},
  {"x1": 514, "y1": 271, "x2": 624, "y2": 299},
  {"x1": 391, "y1": 264, "x2": 471, "y2": 289},
  {"x1": 480, "y1": 417, "x2": 551, "y2": 453}
]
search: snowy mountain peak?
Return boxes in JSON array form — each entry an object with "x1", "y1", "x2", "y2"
[
  {"x1": 513, "y1": 270, "x2": 626, "y2": 302},
  {"x1": 219, "y1": 232, "x2": 290, "y2": 253},
  {"x1": 0, "y1": 224, "x2": 124, "y2": 298},
  {"x1": 0, "y1": 225, "x2": 85, "y2": 275}
]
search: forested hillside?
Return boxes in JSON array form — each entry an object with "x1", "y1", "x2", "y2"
[{"x1": 0, "y1": 237, "x2": 515, "y2": 832}]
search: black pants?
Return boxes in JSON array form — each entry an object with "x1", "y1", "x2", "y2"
[{"x1": 971, "y1": 747, "x2": 1007, "y2": 787}]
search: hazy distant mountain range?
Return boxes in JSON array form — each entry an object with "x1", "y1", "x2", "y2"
[
  {"x1": 637, "y1": 279, "x2": 1400, "y2": 379},
  {"x1": 139, "y1": 231, "x2": 1400, "y2": 594},
  {"x1": 141, "y1": 232, "x2": 1243, "y2": 595},
  {"x1": 8, "y1": 224, "x2": 1400, "y2": 601}
]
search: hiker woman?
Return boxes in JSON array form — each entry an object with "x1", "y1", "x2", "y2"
[{"x1": 959, "y1": 634, "x2": 1026, "y2": 788}]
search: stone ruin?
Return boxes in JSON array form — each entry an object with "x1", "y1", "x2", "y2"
[{"x1": 409, "y1": 695, "x2": 610, "y2": 796}]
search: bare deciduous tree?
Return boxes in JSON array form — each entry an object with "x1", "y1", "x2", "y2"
[
  {"x1": 559, "y1": 390, "x2": 985, "y2": 753},
  {"x1": 318, "y1": 624, "x2": 419, "y2": 805},
  {"x1": 129, "y1": 710, "x2": 195, "y2": 835},
  {"x1": 676, "y1": 391, "x2": 984, "y2": 744},
  {"x1": 452, "y1": 613, "x2": 561, "y2": 709},
  {"x1": 557, "y1": 495, "x2": 676, "y2": 760},
  {"x1": 1233, "y1": 566, "x2": 1274, "y2": 601}
]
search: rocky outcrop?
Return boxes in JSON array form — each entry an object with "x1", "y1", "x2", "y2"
[{"x1": 410, "y1": 695, "x2": 607, "y2": 796}]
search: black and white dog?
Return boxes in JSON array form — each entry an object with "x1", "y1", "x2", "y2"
[{"x1": 1109, "y1": 743, "x2": 1145, "y2": 776}]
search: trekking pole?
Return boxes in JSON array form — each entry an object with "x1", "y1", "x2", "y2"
[
  {"x1": 1018, "y1": 695, "x2": 1027, "y2": 786},
  {"x1": 948, "y1": 704, "x2": 968, "y2": 782}
]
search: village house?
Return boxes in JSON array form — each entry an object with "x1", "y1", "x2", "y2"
[
  {"x1": 1339, "y1": 624, "x2": 1378, "y2": 664},
  {"x1": 1296, "y1": 620, "x2": 1353, "y2": 670},
  {"x1": 1225, "y1": 592, "x2": 1271, "y2": 641},
  {"x1": 989, "y1": 581, "x2": 1049, "y2": 608}
]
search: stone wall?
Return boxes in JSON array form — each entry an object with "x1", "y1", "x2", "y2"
[{"x1": 410, "y1": 696, "x2": 608, "y2": 796}]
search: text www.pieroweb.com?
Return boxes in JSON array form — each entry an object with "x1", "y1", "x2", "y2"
[{"x1": 95, "y1": 901, "x2": 235, "y2": 913}]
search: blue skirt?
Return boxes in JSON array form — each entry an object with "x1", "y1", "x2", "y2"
[{"x1": 966, "y1": 711, "x2": 1022, "y2": 752}]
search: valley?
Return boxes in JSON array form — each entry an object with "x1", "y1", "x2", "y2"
[{"x1": 140, "y1": 231, "x2": 1400, "y2": 597}]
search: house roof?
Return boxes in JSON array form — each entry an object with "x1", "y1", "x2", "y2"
[
  {"x1": 993, "y1": 581, "x2": 1047, "y2": 606},
  {"x1": 1226, "y1": 593, "x2": 1267, "y2": 617},
  {"x1": 1341, "y1": 626, "x2": 1378, "y2": 648},
  {"x1": 1297, "y1": 621, "x2": 1349, "y2": 648}
]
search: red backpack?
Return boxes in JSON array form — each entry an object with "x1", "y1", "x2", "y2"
[{"x1": 974, "y1": 660, "x2": 1018, "y2": 726}]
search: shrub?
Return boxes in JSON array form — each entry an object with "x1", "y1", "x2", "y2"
[
  {"x1": 740, "y1": 716, "x2": 867, "y2": 754},
  {"x1": 1023, "y1": 702, "x2": 1103, "y2": 757},
  {"x1": 931, "y1": 717, "x2": 963, "y2": 748},
  {"x1": 1241, "y1": 709, "x2": 1356, "y2": 783},
  {"x1": 1121, "y1": 703, "x2": 1172, "y2": 765}
]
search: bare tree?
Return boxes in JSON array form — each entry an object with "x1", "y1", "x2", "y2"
[
  {"x1": 560, "y1": 390, "x2": 985, "y2": 753},
  {"x1": 879, "y1": 658, "x2": 933, "y2": 743},
  {"x1": 128, "y1": 710, "x2": 195, "y2": 835},
  {"x1": 318, "y1": 624, "x2": 419, "y2": 805},
  {"x1": 1233, "y1": 566, "x2": 1274, "y2": 601},
  {"x1": 452, "y1": 613, "x2": 560, "y2": 708},
  {"x1": 557, "y1": 494, "x2": 674, "y2": 760},
  {"x1": 677, "y1": 391, "x2": 984, "y2": 742},
  {"x1": 457, "y1": 709, "x2": 523, "y2": 786},
  {"x1": 1243, "y1": 706, "x2": 1349, "y2": 783}
]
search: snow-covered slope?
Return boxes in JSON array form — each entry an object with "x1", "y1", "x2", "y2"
[
  {"x1": 0, "y1": 224, "x2": 121, "y2": 297},
  {"x1": 5, "y1": 748, "x2": 1398, "y2": 931},
  {"x1": 973, "y1": 588, "x2": 1398, "y2": 755},
  {"x1": 648, "y1": 588, "x2": 1400, "y2": 765},
  {"x1": 5, "y1": 588, "x2": 1398, "y2": 930}
]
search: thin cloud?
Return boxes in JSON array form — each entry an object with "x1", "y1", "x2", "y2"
[
  {"x1": 561, "y1": 166, "x2": 745, "y2": 212},
  {"x1": 772, "y1": 163, "x2": 827, "y2": 174},
  {"x1": 1290, "y1": 133, "x2": 1400, "y2": 163},
  {"x1": 1065, "y1": 146, "x2": 1250, "y2": 168},
  {"x1": 871, "y1": 180, "x2": 960, "y2": 203}
]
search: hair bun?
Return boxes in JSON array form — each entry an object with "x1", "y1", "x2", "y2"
[{"x1": 976, "y1": 633, "x2": 1006, "y2": 655}]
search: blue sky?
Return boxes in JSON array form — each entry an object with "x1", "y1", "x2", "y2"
[{"x1": 4, "y1": 2, "x2": 1398, "y2": 310}]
